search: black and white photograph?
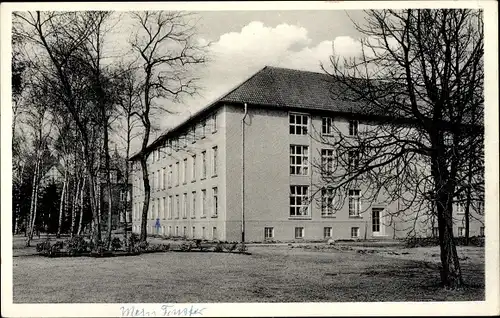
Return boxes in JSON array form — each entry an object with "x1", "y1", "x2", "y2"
[{"x1": 1, "y1": 1, "x2": 498, "y2": 317}]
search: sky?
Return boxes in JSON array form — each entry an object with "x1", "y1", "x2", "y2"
[{"x1": 136, "y1": 10, "x2": 367, "y2": 146}]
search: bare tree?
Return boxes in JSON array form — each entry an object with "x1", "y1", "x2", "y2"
[
  {"x1": 129, "y1": 11, "x2": 207, "y2": 242},
  {"x1": 316, "y1": 9, "x2": 483, "y2": 288}
]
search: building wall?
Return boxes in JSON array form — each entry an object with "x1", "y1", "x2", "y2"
[
  {"x1": 131, "y1": 106, "x2": 228, "y2": 240},
  {"x1": 224, "y1": 104, "x2": 484, "y2": 242},
  {"x1": 131, "y1": 103, "x2": 484, "y2": 242}
]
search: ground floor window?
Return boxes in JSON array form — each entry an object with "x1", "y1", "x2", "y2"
[
  {"x1": 183, "y1": 226, "x2": 187, "y2": 237},
  {"x1": 351, "y1": 227, "x2": 360, "y2": 238},
  {"x1": 192, "y1": 226, "x2": 196, "y2": 238},
  {"x1": 212, "y1": 227, "x2": 217, "y2": 240},
  {"x1": 480, "y1": 226, "x2": 485, "y2": 236},
  {"x1": 458, "y1": 227, "x2": 465, "y2": 237},
  {"x1": 264, "y1": 227, "x2": 274, "y2": 239},
  {"x1": 202, "y1": 226, "x2": 206, "y2": 239},
  {"x1": 324, "y1": 227, "x2": 332, "y2": 238},
  {"x1": 175, "y1": 226, "x2": 179, "y2": 236},
  {"x1": 295, "y1": 227, "x2": 304, "y2": 239}
]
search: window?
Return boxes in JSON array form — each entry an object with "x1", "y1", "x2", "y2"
[
  {"x1": 192, "y1": 226, "x2": 196, "y2": 238},
  {"x1": 175, "y1": 195, "x2": 180, "y2": 219},
  {"x1": 182, "y1": 159, "x2": 187, "y2": 184},
  {"x1": 175, "y1": 226, "x2": 179, "y2": 237},
  {"x1": 162, "y1": 167, "x2": 166, "y2": 189},
  {"x1": 212, "y1": 114, "x2": 217, "y2": 133},
  {"x1": 150, "y1": 201, "x2": 154, "y2": 220},
  {"x1": 167, "y1": 165, "x2": 172, "y2": 187},
  {"x1": 157, "y1": 170, "x2": 160, "y2": 190},
  {"x1": 290, "y1": 186, "x2": 309, "y2": 217},
  {"x1": 212, "y1": 146, "x2": 218, "y2": 176},
  {"x1": 264, "y1": 227, "x2": 274, "y2": 239},
  {"x1": 295, "y1": 227, "x2": 304, "y2": 239},
  {"x1": 182, "y1": 193, "x2": 187, "y2": 218},
  {"x1": 191, "y1": 155, "x2": 196, "y2": 181},
  {"x1": 321, "y1": 149, "x2": 335, "y2": 174},
  {"x1": 321, "y1": 188, "x2": 335, "y2": 217},
  {"x1": 322, "y1": 117, "x2": 334, "y2": 135},
  {"x1": 289, "y1": 113, "x2": 308, "y2": 135},
  {"x1": 324, "y1": 227, "x2": 332, "y2": 238},
  {"x1": 349, "y1": 120, "x2": 358, "y2": 136},
  {"x1": 151, "y1": 172, "x2": 155, "y2": 191},
  {"x1": 183, "y1": 226, "x2": 187, "y2": 237},
  {"x1": 202, "y1": 226, "x2": 206, "y2": 239},
  {"x1": 201, "y1": 121, "x2": 206, "y2": 138},
  {"x1": 351, "y1": 227, "x2": 360, "y2": 238},
  {"x1": 167, "y1": 195, "x2": 172, "y2": 219},
  {"x1": 456, "y1": 203, "x2": 465, "y2": 215},
  {"x1": 480, "y1": 226, "x2": 485, "y2": 236},
  {"x1": 173, "y1": 138, "x2": 178, "y2": 150},
  {"x1": 348, "y1": 150, "x2": 360, "y2": 170},
  {"x1": 458, "y1": 227, "x2": 465, "y2": 237},
  {"x1": 290, "y1": 145, "x2": 309, "y2": 175},
  {"x1": 201, "y1": 151, "x2": 207, "y2": 179},
  {"x1": 212, "y1": 187, "x2": 218, "y2": 217},
  {"x1": 191, "y1": 191, "x2": 196, "y2": 218},
  {"x1": 201, "y1": 189, "x2": 207, "y2": 217},
  {"x1": 212, "y1": 227, "x2": 217, "y2": 240},
  {"x1": 175, "y1": 162, "x2": 180, "y2": 186},
  {"x1": 162, "y1": 145, "x2": 166, "y2": 158},
  {"x1": 160, "y1": 197, "x2": 165, "y2": 219},
  {"x1": 348, "y1": 190, "x2": 361, "y2": 217}
]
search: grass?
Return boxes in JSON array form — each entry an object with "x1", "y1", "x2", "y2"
[{"x1": 12, "y1": 236, "x2": 484, "y2": 303}]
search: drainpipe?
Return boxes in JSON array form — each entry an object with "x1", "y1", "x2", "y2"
[{"x1": 241, "y1": 103, "x2": 248, "y2": 243}]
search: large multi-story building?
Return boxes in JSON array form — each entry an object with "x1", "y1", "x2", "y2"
[{"x1": 129, "y1": 66, "x2": 484, "y2": 242}]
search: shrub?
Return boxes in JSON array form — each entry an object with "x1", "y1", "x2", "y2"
[
  {"x1": 137, "y1": 240, "x2": 149, "y2": 252},
  {"x1": 90, "y1": 240, "x2": 107, "y2": 255},
  {"x1": 179, "y1": 242, "x2": 192, "y2": 252},
  {"x1": 214, "y1": 242, "x2": 224, "y2": 252},
  {"x1": 49, "y1": 241, "x2": 64, "y2": 256},
  {"x1": 65, "y1": 236, "x2": 89, "y2": 255},
  {"x1": 237, "y1": 242, "x2": 248, "y2": 253},
  {"x1": 223, "y1": 242, "x2": 238, "y2": 252},
  {"x1": 110, "y1": 237, "x2": 122, "y2": 251},
  {"x1": 127, "y1": 233, "x2": 140, "y2": 252},
  {"x1": 36, "y1": 239, "x2": 51, "y2": 253}
]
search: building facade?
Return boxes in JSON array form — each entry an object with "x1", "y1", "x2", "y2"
[{"x1": 130, "y1": 66, "x2": 484, "y2": 242}]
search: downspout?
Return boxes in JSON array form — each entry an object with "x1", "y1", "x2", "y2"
[{"x1": 241, "y1": 103, "x2": 248, "y2": 243}]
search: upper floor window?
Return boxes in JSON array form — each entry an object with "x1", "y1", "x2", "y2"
[
  {"x1": 289, "y1": 113, "x2": 308, "y2": 135},
  {"x1": 321, "y1": 187, "x2": 335, "y2": 217},
  {"x1": 456, "y1": 203, "x2": 465, "y2": 215},
  {"x1": 321, "y1": 149, "x2": 335, "y2": 173},
  {"x1": 201, "y1": 121, "x2": 206, "y2": 138},
  {"x1": 201, "y1": 151, "x2": 207, "y2": 179},
  {"x1": 290, "y1": 185, "x2": 309, "y2": 217},
  {"x1": 348, "y1": 150, "x2": 360, "y2": 171},
  {"x1": 322, "y1": 117, "x2": 334, "y2": 135},
  {"x1": 348, "y1": 189, "x2": 361, "y2": 217},
  {"x1": 290, "y1": 145, "x2": 309, "y2": 175},
  {"x1": 349, "y1": 120, "x2": 358, "y2": 136},
  {"x1": 212, "y1": 146, "x2": 218, "y2": 176},
  {"x1": 211, "y1": 114, "x2": 217, "y2": 133}
]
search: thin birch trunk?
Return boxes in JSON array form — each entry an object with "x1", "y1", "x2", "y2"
[
  {"x1": 26, "y1": 155, "x2": 40, "y2": 247},
  {"x1": 57, "y1": 169, "x2": 68, "y2": 238},
  {"x1": 77, "y1": 175, "x2": 87, "y2": 236},
  {"x1": 71, "y1": 175, "x2": 81, "y2": 237}
]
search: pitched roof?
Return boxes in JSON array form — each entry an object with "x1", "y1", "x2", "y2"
[
  {"x1": 129, "y1": 66, "x2": 367, "y2": 160},
  {"x1": 219, "y1": 66, "x2": 364, "y2": 113}
]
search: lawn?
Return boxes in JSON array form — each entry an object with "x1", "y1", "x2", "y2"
[{"x1": 12, "y1": 236, "x2": 484, "y2": 303}]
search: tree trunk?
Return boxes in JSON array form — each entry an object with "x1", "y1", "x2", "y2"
[
  {"x1": 140, "y1": 156, "x2": 150, "y2": 242},
  {"x1": 57, "y1": 169, "x2": 68, "y2": 238},
  {"x1": 432, "y1": 150, "x2": 463, "y2": 289},
  {"x1": 71, "y1": 176, "x2": 81, "y2": 237},
  {"x1": 26, "y1": 155, "x2": 40, "y2": 247},
  {"x1": 77, "y1": 175, "x2": 87, "y2": 236}
]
